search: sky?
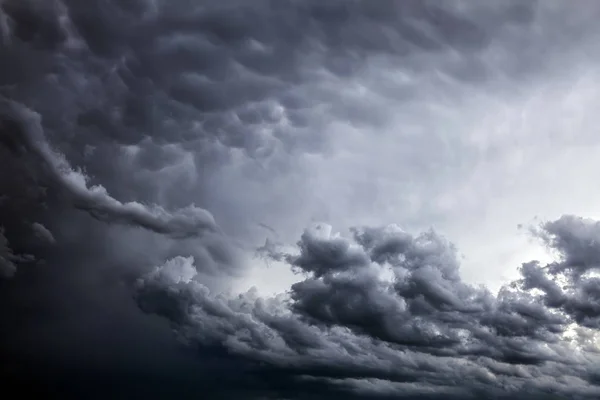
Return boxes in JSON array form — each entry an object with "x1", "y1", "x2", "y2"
[{"x1": 2, "y1": 0, "x2": 600, "y2": 398}]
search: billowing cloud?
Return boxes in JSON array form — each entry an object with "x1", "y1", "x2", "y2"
[
  {"x1": 137, "y1": 217, "x2": 600, "y2": 398},
  {"x1": 0, "y1": 98, "x2": 218, "y2": 238}
]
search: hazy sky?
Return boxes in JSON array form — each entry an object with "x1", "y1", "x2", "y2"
[{"x1": 2, "y1": 1, "x2": 600, "y2": 399}]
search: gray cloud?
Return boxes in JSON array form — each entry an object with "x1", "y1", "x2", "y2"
[
  {"x1": 3, "y1": 0, "x2": 600, "y2": 399},
  {"x1": 0, "y1": 226, "x2": 34, "y2": 277},
  {"x1": 137, "y1": 218, "x2": 600, "y2": 398},
  {"x1": 0, "y1": 98, "x2": 218, "y2": 239},
  {"x1": 31, "y1": 222, "x2": 55, "y2": 244}
]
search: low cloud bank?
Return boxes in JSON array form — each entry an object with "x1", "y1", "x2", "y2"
[{"x1": 136, "y1": 216, "x2": 600, "y2": 398}]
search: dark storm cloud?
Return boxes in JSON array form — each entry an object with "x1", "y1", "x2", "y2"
[
  {"x1": 0, "y1": 0, "x2": 502, "y2": 275},
  {"x1": 31, "y1": 222, "x2": 55, "y2": 244},
  {"x1": 0, "y1": 227, "x2": 33, "y2": 277},
  {"x1": 0, "y1": 0, "x2": 594, "y2": 253},
  {"x1": 0, "y1": 97, "x2": 218, "y2": 238},
  {"x1": 137, "y1": 218, "x2": 600, "y2": 399},
  {"x1": 3, "y1": 0, "x2": 600, "y2": 399}
]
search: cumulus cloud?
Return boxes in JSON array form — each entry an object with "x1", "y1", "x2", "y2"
[{"x1": 137, "y1": 218, "x2": 600, "y2": 398}]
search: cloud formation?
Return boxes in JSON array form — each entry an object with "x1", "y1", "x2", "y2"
[
  {"x1": 0, "y1": 227, "x2": 33, "y2": 277},
  {"x1": 137, "y1": 217, "x2": 600, "y2": 399},
  {"x1": 3, "y1": 0, "x2": 600, "y2": 399},
  {"x1": 0, "y1": 97, "x2": 218, "y2": 237}
]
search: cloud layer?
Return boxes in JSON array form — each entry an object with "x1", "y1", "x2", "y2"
[
  {"x1": 137, "y1": 217, "x2": 600, "y2": 398},
  {"x1": 2, "y1": 0, "x2": 600, "y2": 399}
]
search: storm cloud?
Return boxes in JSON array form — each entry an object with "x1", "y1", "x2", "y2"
[
  {"x1": 137, "y1": 218, "x2": 600, "y2": 399},
  {"x1": 2, "y1": 0, "x2": 600, "y2": 399}
]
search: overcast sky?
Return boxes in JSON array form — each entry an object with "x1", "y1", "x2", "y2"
[{"x1": 2, "y1": 1, "x2": 600, "y2": 399}]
